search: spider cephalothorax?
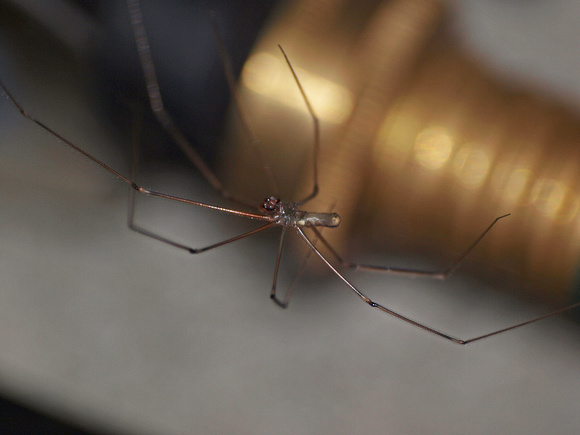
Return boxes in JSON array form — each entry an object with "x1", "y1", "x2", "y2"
[{"x1": 260, "y1": 196, "x2": 281, "y2": 213}]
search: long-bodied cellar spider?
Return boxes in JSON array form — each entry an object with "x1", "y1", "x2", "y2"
[{"x1": 1, "y1": 0, "x2": 578, "y2": 345}]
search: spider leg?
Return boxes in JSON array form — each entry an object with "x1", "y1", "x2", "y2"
[
  {"x1": 297, "y1": 228, "x2": 580, "y2": 345},
  {"x1": 311, "y1": 214, "x2": 510, "y2": 279},
  {"x1": 125, "y1": 103, "x2": 276, "y2": 253},
  {"x1": 277, "y1": 46, "x2": 320, "y2": 206},
  {"x1": 129, "y1": 214, "x2": 275, "y2": 254},
  {"x1": 0, "y1": 79, "x2": 272, "y2": 222},
  {"x1": 270, "y1": 227, "x2": 290, "y2": 307},
  {"x1": 269, "y1": 226, "x2": 326, "y2": 309},
  {"x1": 126, "y1": 0, "x2": 254, "y2": 208}
]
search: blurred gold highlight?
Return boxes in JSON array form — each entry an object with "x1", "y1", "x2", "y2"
[
  {"x1": 223, "y1": 0, "x2": 580, "y2": 304},
  {"x1": 242, "y1": 52, "x2": 353, "y2": 124}
]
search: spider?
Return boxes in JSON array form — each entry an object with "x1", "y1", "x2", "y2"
[{"x1": 1, "y1": 0, "x2": 578, "y2": 345}]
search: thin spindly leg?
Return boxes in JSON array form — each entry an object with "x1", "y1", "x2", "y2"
[
  {"x1": 311, "y1": 214, "x2": 510, "y2": 279},
  {"x1": 126, "y1": 107, "x2": 277, "y2": 253},
  {"x1": 126, "y1": 0, "x2": 254, "y2": 208},
  {"x1": 279, "y1": 230, "x2": 323, "y2": 308},
  {"x1": 0, "y1": 80, "x2": 274, "y2": 225},
  {"x1": 274, "y1": 205, "x2": 335, "y2": 308},
  {"x1": 129, "y1": 1, "x2": 319, "y2": 207},
  {"x1": 270, "y1": 227, "x2": 290, "y2": 307},
  {"x1": 278, "y1": 46, "x2": 320, "y2": 206},
  {"x1": 297, "y1": 228, "x2": 580, "y2": 344},
  {"x1": 130, "y1": 217, "x2": 276, "y2": 254},
  {"x1": 270, "y1": 227, "x2": 326, "y2": 309}
]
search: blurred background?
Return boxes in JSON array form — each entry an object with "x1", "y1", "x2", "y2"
[{"x1": 0, "y1": 0, "x2": 579, "y2": 433}]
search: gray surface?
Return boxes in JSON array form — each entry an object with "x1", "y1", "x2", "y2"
[
  {"x1": 1, "y1": 1, "x2": 579, "y2": 434},
  {"x1": 451, "y1": 0, "x2": 580, "y2": 110}
]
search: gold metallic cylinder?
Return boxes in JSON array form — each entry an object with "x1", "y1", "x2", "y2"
[{"x1": 223, "y1": 0, "x2": 580, "y2": 304}]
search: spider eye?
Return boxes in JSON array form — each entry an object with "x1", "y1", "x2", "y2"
[{"x1": 261, "y1": 196, "x2": 280, "y2": 212}]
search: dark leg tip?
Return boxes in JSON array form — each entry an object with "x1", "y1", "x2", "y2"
[{"x1": 270, "y1": 294, "x2": 288, "y2": 309}]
